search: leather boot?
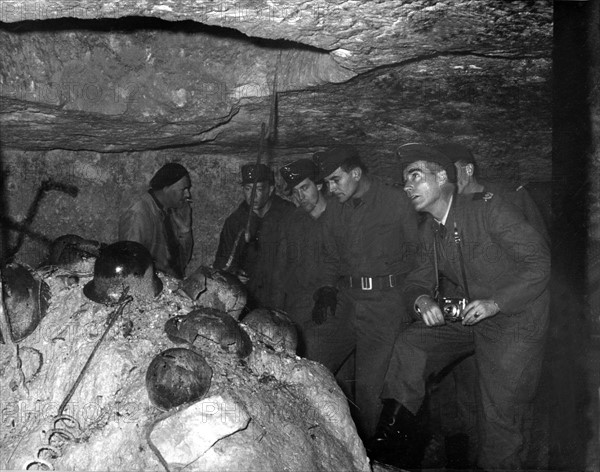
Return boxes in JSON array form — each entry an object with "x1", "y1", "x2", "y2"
[{"x1": 366, "y1": 399, "x2": 427, "y2": 470}]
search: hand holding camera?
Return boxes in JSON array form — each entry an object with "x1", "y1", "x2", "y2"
[
  {"x1": 414, "y1": 295, "x2": 446, "y2": 327},
  {"x1": 460, "y1": 299, "x2": 501, "y2": 326}
]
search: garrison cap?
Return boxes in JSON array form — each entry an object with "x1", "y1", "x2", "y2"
[
  {"x1": 434, "y1": 142, "x2": 476, "y2": 165},
  {"x1": 240, "y1": 163, "x2": 274, "y2": 185},
  {"x1": 313, "y1": 145, "x2": 360, "y2": 180},
  {"x1": 397, "y1": 143, "x2": 457, "y2": 183},
  {"x1": 280, "y1": 159, "x2": 319, "y2": 192}
]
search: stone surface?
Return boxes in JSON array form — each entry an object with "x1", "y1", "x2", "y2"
[
  {"x1": 0, "y1": 2, "x2": 551, "y2": 153},
  {"x1": 0, "y1": 1, "x2": 552, "y2": 72},
  {"x1": 0, "y1": 269, "x2": 369, "y2": 471},
  {"x1": 150, "y1": 394, "x2": 251, "y2": 467}
]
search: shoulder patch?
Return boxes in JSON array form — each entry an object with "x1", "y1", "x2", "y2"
[{"x1": 473, "y1": 191, "x2": 494, "y2": 201}]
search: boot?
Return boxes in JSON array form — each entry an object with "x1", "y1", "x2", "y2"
[{"x1": 366, "y1": 399, "x2": 427, "y2": 470}]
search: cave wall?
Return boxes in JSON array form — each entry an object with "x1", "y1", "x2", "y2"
[{"x1": 1, "y1": 48, "x2": 551, "y2": 269}]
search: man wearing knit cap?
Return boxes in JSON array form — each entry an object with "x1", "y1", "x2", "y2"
[
  {"x1": 312, "y1": 144, "x2": 420, "y2": 441},
  {"x1": 213, "y1": 163, "x2": 293, "y2": 309},
  {"x1": 272, "y1": 158, "x2": 355, "y2": 399},
  {"x1": 369, "y1": 143, "x2": 550, "y2": 470},
  {"x1": 118, "y1": 162, "x2": 193, "y2": 279}
]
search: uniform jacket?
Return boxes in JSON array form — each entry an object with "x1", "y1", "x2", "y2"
[
  {"x1": 405, "y1": 192, "x2": 550, "y2": 318},
  {"x1": 481, "y1": 180, "x2": 549, "y2": 243},
  {"x1": 213, "y1": 195, "x2": 294, "y2": 307},
  {"x1": 271, "y1": 201, "x2": 330, "y2": 315},
  {"x1": 321, "y1": 178, "x2": 420, "y2": 286},
  {"x1": 118, "y1": 191, "x2": 193, "y2": 278}
]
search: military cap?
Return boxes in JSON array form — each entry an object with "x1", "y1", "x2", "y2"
[
  {"x1": 313, "y1": 145, "x2": 360, "y2": 180},
  {"x1": 280, "y1": 159, "x2": 319, "y2": 192},
  {"x1": 434, "y1": 142, "x2": 475, "y2": 165},
  {"x1": 397, "y1": 143, "x2": 457, "y2": 183},
  {"x1": 240, "y1": 163, "x2": 274, "y2": 185}
]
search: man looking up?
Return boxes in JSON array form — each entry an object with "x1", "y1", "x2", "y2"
[
  {"x1": 370, "y1": 144, "x2": 550, "y2": 470},
  {"x1": 118, "y1": 162, "x2": 193, "y2": 279}
]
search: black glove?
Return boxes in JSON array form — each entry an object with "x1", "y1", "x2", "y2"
[{"x1": 311, "y1": 286, "x2": 338, "y2": 325}]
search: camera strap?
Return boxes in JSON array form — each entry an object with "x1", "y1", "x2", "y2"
[
  {"x1": 433, "y1": 228, "x2": 440, "y2": 301},
  {"x1": 453, "y1": 222, "x2": 471, "y2": 300}
]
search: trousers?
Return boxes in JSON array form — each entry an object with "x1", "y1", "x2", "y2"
[{"x1": 382, "y1": 298, "x2": 549, "y2": 469}]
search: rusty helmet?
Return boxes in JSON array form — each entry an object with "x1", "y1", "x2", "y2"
[
  {"x1": 0, "y1": 263, "x2": 50, "y2": 344},
  {"x1": 145, "y1": 348, "x2": 212, "y2": 411},
  {"x1": 242, "y1": 308, "x2": 298, "y2": 355},
  {"x1": 164, "y1": 307, "x2": 252, "y2": 358},
  {"x1": 83, "y1": 241, "x2": 162, "y2": 305}
]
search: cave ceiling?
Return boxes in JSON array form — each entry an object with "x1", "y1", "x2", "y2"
[{"x1": 0, "y1": 0, "x2": 552, "y2": 153}]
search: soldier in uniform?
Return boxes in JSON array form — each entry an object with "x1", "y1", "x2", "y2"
[
  {"x1": 433, "y1": 142, "x2": 550, "y2": 467},
  {"x1": 436, "y1": 142, "x2": 549, "y2": 241},
  {"x1": 370, "y1": 144, "x2": 550, "y2": 470},
  {"x1": 311, "y1": 145, "x2": 420, "y2": 440},
  {"x1": 213, "y1": 163, "x2": 293, "y2": 309},
  {"x1": 272, "y1": 158, "x2": 355, "y2": 397},
  {"x1": 119, "y1": 162, "x2": 193, "y2": 279}
]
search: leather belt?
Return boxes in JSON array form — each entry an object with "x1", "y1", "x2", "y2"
[{"x1": 339, "y1": 273, "x2": 401, "y2": 291}]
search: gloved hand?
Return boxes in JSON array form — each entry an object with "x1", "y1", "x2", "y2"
[{"x1": 312, "y1": 286, "x2": 338, "y2": 325}]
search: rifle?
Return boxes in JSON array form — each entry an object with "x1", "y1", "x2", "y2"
[{"x1": 223, "y1": 58, "x2": 279, "y2": 271}]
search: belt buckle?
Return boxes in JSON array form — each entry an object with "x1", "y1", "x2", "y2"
[{"x1": 361, "y1": 277, "x2": 373, "y2": 290}]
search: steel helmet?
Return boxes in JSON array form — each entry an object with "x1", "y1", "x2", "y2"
[
  {"x1": 83, "y1": 241, "x2": 163, "y2": 305},
  {"x1": 145, "y1": 347, "x2": 212, "y2": 410}
]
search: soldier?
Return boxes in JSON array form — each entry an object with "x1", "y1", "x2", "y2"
[
  {"x1": 436, "y1": 142, "x2": 549, "y2": 242},
  {"x1": 434, "y1": 142, "x2": 550, "y2": 467},
  {"x1": 370, "y1": 144, "x2": 550, "y2": 470},
  {"x1": 213, "y1": 163, "x2": 293, "y2": 309},
  {"x1": 118, "y1": 162, "x2": 193, "y2": 279},
  {"x1": 311, "y1": 145, "x2": 420, "y2": 440},
  {"x1": 272, "y1": 158, "x2": 355, "y2": 396}
]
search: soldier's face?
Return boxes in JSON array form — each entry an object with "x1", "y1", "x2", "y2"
[
  {"x1": 403, "y1": 160, "x2": 442, "y2": 213},
  {"x1": 292, "y1": 178, "x2": 321, "y2": 213},
  {"x1": 243, "y1": 181, "x2": 273, "y2": 210},
  {"x1": 325, "y1": 167, "x2": 360, "y2": 203}
]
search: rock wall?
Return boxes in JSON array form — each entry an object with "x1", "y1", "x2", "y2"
[
  {"x1": 0, "y1": 269, "x2": 369, "y2": 471},
  {"x1": 1, "y1": 52, "x2": 551, "y2": 269}
]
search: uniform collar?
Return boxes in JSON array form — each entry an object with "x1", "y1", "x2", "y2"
[
  {"x1": 347, "y1": 177, "x2": 377, "y2": 209},
  {"x1": 434, "y1": 194, "x2": 453, "y2": 226}
]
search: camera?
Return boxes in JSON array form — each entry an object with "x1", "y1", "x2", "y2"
[{"x1": 439, "y1": 297, "x2": 469, "y2": 322}]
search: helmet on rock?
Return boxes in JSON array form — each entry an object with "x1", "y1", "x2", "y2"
[
  {"x1": 83, "y1": 241, "x2": 163, "y2": 305},
  {"x1": 145, "y1": 347, "x2": 212, "y2": 410}
]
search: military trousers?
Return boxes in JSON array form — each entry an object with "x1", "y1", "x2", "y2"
[
  {"x1": 343, "y1": 288, "x2": 411, "y2": 440},
  {"x1": 381, "y1": 300, "x2": 549, "y2": 470},
  {"x1": 284, "y1": 290, "x2": 355, "y2": 370}
]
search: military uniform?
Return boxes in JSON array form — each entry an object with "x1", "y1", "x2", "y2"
[
  {"x1": 213, "y1": 195, "x2": 293, "y2": 308},
  {"x1": 320, "y1": 178, "x2": 420, "y2": 438},
  {"x1": 272, "y1": 202, "x2": 355, "y2": 374},
  {"x1": 436, "y1": 179, "x2": 549, "y2": 466},
  {"x1": 381, "y1": 191, "x2": 550, "y2": 470},
  {"x1": 482, "y1": 180, "x2": 549, "y2": 243}
]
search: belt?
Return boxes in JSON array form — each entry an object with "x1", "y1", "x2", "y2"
[{"x1": 339, "y1": 273, "x2": 402, "y2": 291}]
